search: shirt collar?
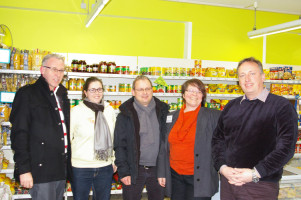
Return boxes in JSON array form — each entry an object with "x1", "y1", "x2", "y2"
[{"x1": 240, "y1": 88, "x2": 269, "y2": 104}]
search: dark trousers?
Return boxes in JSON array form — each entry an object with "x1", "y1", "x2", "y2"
[
  {"x1": 29, "y1": 180, "x2": 65, "y2": 200},
  {"x1": 171, "y1": 168, "x2": 211, "y2": 200},
  {"x1": 71, "y1": 165, "x2": 113, "y2": 200},
  {"x1": 122, "y1": 165, "x2": 164, "y2": 200},
  {"x1": 220, "y1": 175, "x2": 279, "y2": 200}
]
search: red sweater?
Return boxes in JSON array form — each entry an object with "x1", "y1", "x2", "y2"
[{"x1": 168, "y1": 104, "x2": 201, "y2": 175}]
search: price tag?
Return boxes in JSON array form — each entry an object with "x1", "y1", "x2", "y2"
[{"x1": 0, "y1": 92, "x2": 15, "y2": 103}]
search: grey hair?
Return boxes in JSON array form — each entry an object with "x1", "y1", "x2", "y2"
[{"x1": 42, "y1": 54, "x2": 65, "y2": 66}]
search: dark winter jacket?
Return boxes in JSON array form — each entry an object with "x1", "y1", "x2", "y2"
[
  {"x1": 10, "y1": 76, "x2": 72, "y2": 183},
  {"x1": 113, "y1": 96, "x2": 169, "y2": 184}
]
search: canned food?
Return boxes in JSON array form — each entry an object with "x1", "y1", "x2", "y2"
[
  {"x1": 119, "y1": 83, "x2": 125, "y2": 92},
  {"x1": 126, "y1": 84, "x2": 132, "y2": 92},
  {"x1": 70, "y1": 99, "x2": 75, "y2": 109}
]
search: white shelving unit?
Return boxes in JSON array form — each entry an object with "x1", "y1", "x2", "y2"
[{"x1": 1, "y1": 55, "x2": 301, "y2": 200}]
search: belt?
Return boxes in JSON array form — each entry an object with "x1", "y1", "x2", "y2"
[{"x1": 140, "y1": 165, "x2": 154, "y2": 169}]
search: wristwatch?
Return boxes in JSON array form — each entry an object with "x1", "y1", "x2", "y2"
[{"x1": 251, "y1": 168, "x2": 260, "y2": 183}]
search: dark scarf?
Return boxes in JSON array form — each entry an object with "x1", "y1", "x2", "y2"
[{"x1": 83, "y1": 98, "x2": 113, "y2": 161}]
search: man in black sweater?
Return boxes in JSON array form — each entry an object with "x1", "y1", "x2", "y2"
[{"x1": 212, "y1": 57, "x2": 298, "y2": 200}]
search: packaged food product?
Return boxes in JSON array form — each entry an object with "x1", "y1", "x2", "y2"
[
  {"x1": 217, "y1": 67, "x2": 226, "y2": 77},
  {"x1": 283, "y1": 66, "x2": 293, "y2": 80},
  {"x1": 278, "y1": 67, "x2": 284, "y2": 80},
  {"x1": 217, "y1": 84, "x2": 227, "y2": 94},
  {"x1": 226, "y1": 69, "x2": 237, "y2": 78},
  {"x1": 0, "y1": 104, "x2": 10, "y2": 122},
  {"x1": 280, "y1": 84, "x2": 288, "y2": 95},
  {"x1": 263, "y1": 69, "x2": 270, "y2": 80},
  {"x1": 208, "y1": 84, "x2": 218, "y2": 94}
]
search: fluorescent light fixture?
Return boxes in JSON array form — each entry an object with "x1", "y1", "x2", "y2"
[
  {"x1": 85, "y1": 0, "x2": 110, "y2": 28},
  {"x1": 248, "y1": 19, "x2": 301, "y2": 39}
]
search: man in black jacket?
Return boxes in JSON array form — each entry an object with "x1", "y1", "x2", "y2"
[
  {"x1": 10, "y1": 54, "x2": 72, "y2": 200},
  {"x1": 114, "y1": 75, "x2": 169, "y2": 200}
]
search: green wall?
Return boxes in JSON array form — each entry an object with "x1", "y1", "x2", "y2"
[{"x1": 1, "y1": 0, "x2": 300, "y2": 65}]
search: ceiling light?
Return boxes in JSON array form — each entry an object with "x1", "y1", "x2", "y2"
[
  {"x1": 248, "y1": 19, "x2": 301, "y2": 39},
  {"x1": 85, "y1": 0, "x2": 110, "y2": 28}
]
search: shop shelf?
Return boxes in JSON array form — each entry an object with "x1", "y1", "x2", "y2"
[
  {"x1": 294, "y1": 153, "x2": 301, "y2": 158},
  {"x1": 1, "y1": 122, "x2": 10, "y2": 126},
  {"x1": 12, "y1": 194, "x2": 32, "y2": 200},
  {"x1": 0, "y1": 69, "x2": 41, "y2": 75},
  {"x1": 1, "y1": 146, "x2": 11, "y2": 150},
  {"x1": 0, "y1": 163, "x2": 14, "y2": 173}
]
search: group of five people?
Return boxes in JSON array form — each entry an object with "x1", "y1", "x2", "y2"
[{"x1": 10, "y1": 54, "x2": 298, "y2": 200}]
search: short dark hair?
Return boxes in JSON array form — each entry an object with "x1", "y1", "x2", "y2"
[
  {"x1": 237, "y1": 57, "x2": 263, "y2": 74},
  {"x1": 82, "y1": 77, "x2": 103, "y2": 99},
  {"x1": 181, "y1": 78, "x2": 206, "y2": 106},
  {"x1": 132, "y1": 75, "x2": 152, "y2": 90}
]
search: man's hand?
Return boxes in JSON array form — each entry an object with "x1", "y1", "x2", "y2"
[
  {"x1": 231, "y1": 168, "x2": 253, "y2": 185},
  {"x1": 220, "y1": 166, "x2": 245, "y2": 186},
  {"x1": 158, "y1": 178, "x2": 166, "y2": 187},
  {"x1": 121, "y1": 176, "x2": 131, "y2": 185},
  {"x1": 20, "y1": 172, "x2": 33, "y2": 188}
]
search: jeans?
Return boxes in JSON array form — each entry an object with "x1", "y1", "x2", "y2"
[
  {"x1": 71, "y1": 165, "x2": 113, "y2": 200},
  {"x1": 171, "y1": 168, "x2": 211, "y2": 200},
  {"x1": 122, "y1": 165, "x2": 164, "y2": 200}
]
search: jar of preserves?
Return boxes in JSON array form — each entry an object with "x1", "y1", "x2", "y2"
[
  {"x1": 86, "y1": 65, "x2": 93, "y2": 73},
  {"x1": 78, "y1": 60, "x2": 83, "y2": 72},
  {"x1": 77, "y1": 78, "x2": 85, "y2": 91},
  {"x1": 119, "y1": 83, "x2": 125, "y2": 92},
  {"x1": 71, "y1": 60, "x2": 78, "y2": 72},
  {"x1": 92, "y1": 64, "x2": 98, "y2": 73},
  {"x1": 107, "y1": 62, "x2": 113, "y2": 74},
  {"x1": 69, "y1": 78, "x2": 77, "y2": 91},
  {"x1": 100, "y1": 62, "x2": 107, "y2": 73}
]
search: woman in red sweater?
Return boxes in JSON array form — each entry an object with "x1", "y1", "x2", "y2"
[{"x1": 158, "y1": 79, "x2": 221, "y2": 200}]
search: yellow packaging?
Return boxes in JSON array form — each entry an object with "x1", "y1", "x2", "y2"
[
  {"x1": 0, "y1": 104, "x2": 10, "y2": 122},
  {"x1": 263, "y1": 69, "x2": 270, "y2": 80},
  {"x1": 295, "y1": 71, "x2": 301, "y2": 80},
  {"x1": 217, "y1": 84, "x2": 227, "y2": 94},
  {"x1": 226, "y1": 85, "x2": 235, "y2": 94},
  {"x1": 217, "y1": 67, "x2": 226, "y2": 78},
  {"x1": 288, "y1": 85, "x2": 294, "y2": 95},
  {"x1": 227, "y1": 69, "x2": 237, "y2": 78},
  {"x1": 208, "y1": 84, "x2": 218, "y2": 93},
  {"x1": 280, "y1": 84, "x2": 288, "y2": 95},
  {"x1": 201, "y1": 68, "x2": 206, "y2": 77},
  {"x1": 233, "y1": 85, "x2": 243, "y2": 94},
  {"x1": 271, "y1": 84, "x2": 281, "y2": 95}
]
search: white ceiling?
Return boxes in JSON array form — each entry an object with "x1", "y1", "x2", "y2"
[{"x1": 165, "y1": 0, "x2": 301, "y2": 15}]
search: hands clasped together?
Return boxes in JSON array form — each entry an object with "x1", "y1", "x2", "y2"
[{"x1": 220, "y1": 166, "x2": 258, "y2": 186}]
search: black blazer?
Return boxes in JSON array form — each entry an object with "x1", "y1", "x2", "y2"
[{"x1": 10, "y1": 76, "x2": 72, "y2": 183}]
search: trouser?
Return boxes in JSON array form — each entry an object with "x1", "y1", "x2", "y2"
[
  {"x1": 29, "y1": 180, "x2": 65, "y2": 200},
  {"x1": 220, "y1": 174, "x2": 279, "y2": 200},
  {"x1": 171, "y1": 168, "x2": 211, "y2": 200},
  {"x1": 122, "y1": 165, "x2": 164, "y2": 200},
  {"x1": 71, "y1": 165, "x2": 113, "y2": 200}
]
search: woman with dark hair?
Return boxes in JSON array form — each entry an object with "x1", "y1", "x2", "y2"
[
  {"x1": 70, "y1": 77, "x2": 116, "y2": 200},
  {"x1": 158, "y1": 78, "x2": 220, "y2": 200}
]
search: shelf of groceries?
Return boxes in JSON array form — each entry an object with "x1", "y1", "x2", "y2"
[{"x1": 1, "y1": 69, "x2": 301, "y2": 83}]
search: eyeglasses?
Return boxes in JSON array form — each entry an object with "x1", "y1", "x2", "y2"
[
  {"x1": 88, "y1": 88, "x2": 104, "y2": 93},
  {"x1": 185, "y1": 90, "x2": 202, "y2": 95},
  {"x1": 135, "y1": 87, "x2": 153, "y2": 93},
  {"x1": 43, "y1": 66, "x2": 65, "y2": 74}
]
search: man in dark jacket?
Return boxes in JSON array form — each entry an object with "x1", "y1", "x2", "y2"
[
  {"x1": 10, "y1": 54, "x2": 72, "y2": 200},
  {"x1": 114, "y1": 75, "x2": 169, "y2": 200}
]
